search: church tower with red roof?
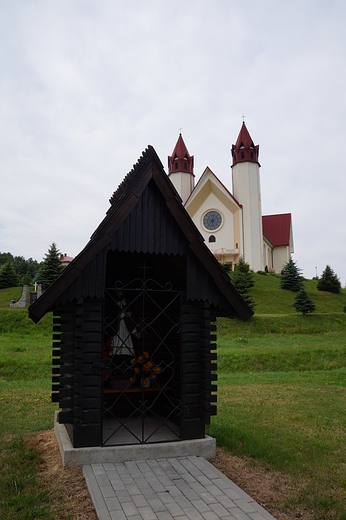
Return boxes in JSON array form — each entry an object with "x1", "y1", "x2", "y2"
[
  {"x1": 231, "y1": 122, "x2": 263, "y2": 271},
  {"x1": 168, "y1": 133, "x2": 195, "y2": 204}
]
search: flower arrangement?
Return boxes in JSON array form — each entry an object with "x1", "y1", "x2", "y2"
[{"x1": 130, "y1": 351, "x2": 162, "y2": 387}]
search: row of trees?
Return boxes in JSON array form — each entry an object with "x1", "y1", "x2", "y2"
[
  {"x1": 280, "y1": 259, "x2": 342, "y2": 314},
  {"x1": 280, "y1": 260, "x2": 342, "y2": 294},
  {"x1": 227, "y1": 257, "x2": 343, "y2": 315},
  {"x1": 0, "y1": 243, "x2": 63, "y2": 290}
]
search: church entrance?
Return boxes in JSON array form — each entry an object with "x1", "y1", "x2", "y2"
[{"x1": 102, "y1": 251, "x2": 184, "y2": 446}]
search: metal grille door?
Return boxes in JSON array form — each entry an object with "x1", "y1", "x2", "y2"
[{"x1": 102, "y1": 273, "x2": 182, "y2": 446}]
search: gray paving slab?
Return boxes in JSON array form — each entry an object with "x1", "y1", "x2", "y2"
[{"x1": 83, "y1": 457, "x2": 277, "y2": 520}]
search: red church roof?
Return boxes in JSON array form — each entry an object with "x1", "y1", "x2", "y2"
[
  {"x1": 231, "y1": 122, "x2": 259, "y2": 166},
  {"x1": 168, "y1": 134, "x2": 194, "y2": 175},
  {"x1": 262, "y1": 213, "x2": 292, "y2": 247}
]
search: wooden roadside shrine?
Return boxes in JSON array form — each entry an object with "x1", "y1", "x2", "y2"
[{"x1": 28, "y1": 146, "x2": 252, "y2": 449}]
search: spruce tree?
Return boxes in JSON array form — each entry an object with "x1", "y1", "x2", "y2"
[
  {"x1": 231, "y1": 257, "x2": 255, "y2": 311},
  {"x1": 38, "y1": 243, "x2": 64, "y2": 289},
  {"x1": 0, "y1": 261, "x2": 19, "y2": 288},
  {"x1": 317, "y1": 265, "x2": 341, "y2": 294},
  {"x1": 293, "y1": 287, "x2": 316, "y2": 314},
  {"x1": 280, "y1": 259, "x2": 302, "y2": 292}
]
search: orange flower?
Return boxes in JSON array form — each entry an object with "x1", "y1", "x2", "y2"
[
  {"x1": 150, "y1": 373, "x2": 156, "y2": 380},
  {"x1": 130, "y1": 358, "x2": 136, "y2": 365},
  {"x1": 154, "y1": 367, "x2": 162, "y2": 374},
  {"x1": 137, "y1": 356, "x2": 143, "y2": 364},
  {"x1": 143, "y1": 352, "x2": 149, "y2": 359},
  {"x1": 143, "y1": 362, "x2": 153, "y2": 372},
  {"x1": 134, "y1": 367, "x2": 140, "y2": 374}
]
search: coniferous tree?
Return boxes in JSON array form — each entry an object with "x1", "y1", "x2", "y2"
[
  {"x1": 317, "y1": 265, "x2": 341, "y2": 294},
  {"x1": 280, "y1": 259, "x2": 303, "y2": 292},
  {"x1": 293, "y1": 287, "x2": 316, "y2": 314},
  {"x1": 0, "y1": 261, "x2": 19, "y2": 288},
  {"x1": 231, "y1": 257, "x2": 255, "y2": 311},
  {"x1": 38, "y1": 243, "x2": 64, "y2": 289}
]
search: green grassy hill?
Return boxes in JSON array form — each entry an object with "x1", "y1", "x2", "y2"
[
  {"x1": 252, "y1": 272, "x2": 346, "y2": 314},
  {"x1": 2, "y1": 274, "x2": 346, "y2": 314},
  {"x1": 0, "y1": 280, "x2": 346, "y2": 518}
]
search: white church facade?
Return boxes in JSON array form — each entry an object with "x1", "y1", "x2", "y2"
[{"x1": 168, "y1": 122, "x2": 294, "y2": 273}]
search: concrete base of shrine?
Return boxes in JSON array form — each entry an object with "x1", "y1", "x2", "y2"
[{"x1": 54, "y1": 412, "x2": 216, "y2": 467}]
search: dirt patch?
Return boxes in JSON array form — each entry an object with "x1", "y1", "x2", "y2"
[
  {"x1": 30, "y1": 429, "x2": 97, "y2": 520},
  {"x1": 212, "y1": 447, "x2": 313, "y2": 520},
  {"x1": 31, "y1": 430, "x2": 312, "y2": 520}
]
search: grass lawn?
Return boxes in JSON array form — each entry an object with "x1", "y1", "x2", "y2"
[
  {"x1": 207, "y1": 308, "x2": 346, "y2": 519},
  {"x1": 0, "y1": 282, "x2": 346, "y2": 519},
  {"x1": 0, "y1": 305, "x2": 67, "y2": 519}
]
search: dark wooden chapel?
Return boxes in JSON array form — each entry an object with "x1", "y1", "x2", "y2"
[{"x1": 29, "y1": 146, "x2": 252, "y2": 449}]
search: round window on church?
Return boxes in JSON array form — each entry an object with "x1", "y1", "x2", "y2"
[{"x1": 203, "y1": 210, "x2": 223, "y2": 231}]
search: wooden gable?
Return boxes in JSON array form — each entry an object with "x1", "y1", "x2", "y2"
[{"x1": 29, "y1": 146, "x2": 252, "y2": 323}]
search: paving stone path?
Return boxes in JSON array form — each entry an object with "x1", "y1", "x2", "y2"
[{"x1": 83, "y1": 455, "x2": 275, "y2": 520}]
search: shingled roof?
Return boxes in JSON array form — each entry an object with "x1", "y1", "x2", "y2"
[
  {"x1": 262, "y1": 213, "x2": 292, "y2": 247},
  {"x1": 29, "y1": 145, "x2": 253, "y2": 323}
]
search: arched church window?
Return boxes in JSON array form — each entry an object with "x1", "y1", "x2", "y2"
[
  {"x1": 184, "y1": 161, "x2": 187, "y2": 169},
  {"x1": 175, "y1": 162, "x2": 178, "y2": 170},
  {"x1": 250, "y1": 152, "x2": 253, "y2": 159},
  {"x1": 241, "y1": 152, "x2": 244, "y2": 159},
  {"x1": 209, "y1": 235, "x2": 216, "y2": 243}
]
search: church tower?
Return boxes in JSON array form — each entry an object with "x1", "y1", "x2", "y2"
[
  {"x1": 231, "y1": 122, "x2": 263, "y2": 272},
  {"x1": 168, "y1": 133, "x2": 194, "y2": 204}
]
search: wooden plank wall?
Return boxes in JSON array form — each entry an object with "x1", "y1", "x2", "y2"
[
  {"x1": 73, "y1": 297, "x2": 103, "y2": 448},
  {"x1": 52, "y1": 304, "x2": 76, "y2": 426}
]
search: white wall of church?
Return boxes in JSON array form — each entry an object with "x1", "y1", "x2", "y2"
[
  {"x1": 168, "y1": 172, "x2": 194, "y2": 205},
  {"x1": 232, "y1": 161, "x2": 263, "y2": 271},
  {"x1": 273, "y1": 246, "x2": 291, "y2": 274},
  {"x1": 263, "y1": 241, "x2": 273, "y2": 270},
  {"x1": 190, "y1": 191, "x2": 236, "y2": 255}
]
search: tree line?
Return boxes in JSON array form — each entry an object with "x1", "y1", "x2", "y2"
[{"x1": 0, "y1": 243, "x2": 64, "y2": 290}]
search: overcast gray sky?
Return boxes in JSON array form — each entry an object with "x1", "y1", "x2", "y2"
[{"x1": 1, "y1": 1, "x2": 345, "y2": 286}]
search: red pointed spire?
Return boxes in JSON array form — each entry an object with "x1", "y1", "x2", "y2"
[
  {"x1": 168, "y1": 133, "x2": 194, "y2": 174},
  {"x1": 231, "y1": 122, "x2": 259, "y2": 166}
]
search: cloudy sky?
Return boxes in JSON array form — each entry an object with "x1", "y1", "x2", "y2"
[{"x1": 1, "y1": 1, "x2": 345, "y2": 285}]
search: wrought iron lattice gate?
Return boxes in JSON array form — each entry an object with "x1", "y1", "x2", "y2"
[{"x1": 102, "y1": 272, "x2": 182, "y2": 446}]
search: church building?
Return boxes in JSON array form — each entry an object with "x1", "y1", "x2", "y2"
[{"x1": 168, "y1": 122, "x2": 294, "y2": 273}]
